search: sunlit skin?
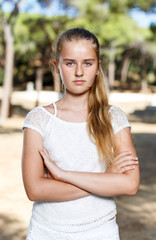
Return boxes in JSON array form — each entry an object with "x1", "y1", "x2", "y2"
[{"x1": 53, "y1": 40, "x2": 100, "y2": 96}]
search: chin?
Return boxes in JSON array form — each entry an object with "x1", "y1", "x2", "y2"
[{"x1": 66, "y1": 87, "x2": 90, "y2": 95}]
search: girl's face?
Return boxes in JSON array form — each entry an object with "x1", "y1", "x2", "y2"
[{"x1": 53, "y1": 39, "x2": 99, "y2": 95}]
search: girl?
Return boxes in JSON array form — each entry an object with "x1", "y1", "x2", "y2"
[{"x1": 22, "y1": 28, "x2": 140, "y2": 240}]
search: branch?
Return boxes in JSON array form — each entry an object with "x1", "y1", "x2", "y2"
[{"x1": 8, "y1": 0, "x2": 22, "y2": 23}]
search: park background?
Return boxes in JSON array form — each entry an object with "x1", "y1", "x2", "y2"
[{"x1": 0, "y1": 0, "x2": 156, "y2": 239}]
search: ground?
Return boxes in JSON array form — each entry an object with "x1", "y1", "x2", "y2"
[{"x1": 0, "y1": 91, "x2": 156, "y2": 240}]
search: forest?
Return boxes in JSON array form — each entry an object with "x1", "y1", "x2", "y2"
[{"x1": 0, "y1": 0, "x2": 156, "y2": 123}]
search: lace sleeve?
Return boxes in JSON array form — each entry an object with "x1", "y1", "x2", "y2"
[
  {"x1": 23, "y1": 106, "x2": 50, "y2": 137},
  {"x1": 109, "y1": 105, "x2": 131, "y2": 135}
]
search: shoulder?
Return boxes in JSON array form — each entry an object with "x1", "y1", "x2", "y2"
[
  {"x1": 25, "y1": 105, "x2": 51, "y2": 121},
  {"x1": 23, "y1": 106, "x2": 51, "y2": 137},
  {"x1": 108, "y1": 105, "x2": 131, "y2": 135},
  {"x1": 108, "y1": 105, "x2": 126, "y2": 116}
]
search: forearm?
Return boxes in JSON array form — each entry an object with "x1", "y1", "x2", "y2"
[
  {"x1": 60, "y1": 170, "x2": 139, "y2": 197},
  {"x1": 25, "y1": 177, "x2": 90, "y2": 202}
]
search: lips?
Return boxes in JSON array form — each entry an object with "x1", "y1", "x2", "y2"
[{"x1": 73, "y1": 80, "x2": 86, "y2": 84}]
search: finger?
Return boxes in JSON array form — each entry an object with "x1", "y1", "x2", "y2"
[
  {"x1": 120, "y1": 165, "x2": 136, "y2": 173},
  {"x1": 39, "y1": 148, "x2": 45, "y2": 157},
  {"x1": 39, "y1": 149, "x2": 48, "y2": 160},
  {"x1": 115, "y1": 151, "x2": 132, "y2": 161},
  {"x1": 119, "y1": 160, "x2": 139, "y2": 168},
  {"x1": 43, "y1": 148, "x2": 50, "y2": 158},
  {"x1": 115, "y1": 155, "x2": 138, "y2": 164}
]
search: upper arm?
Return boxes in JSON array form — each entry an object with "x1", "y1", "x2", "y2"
[
  {"x1": 109, "y1": 105, "x2": 140, "y2": 192},
  {"x1": 114, "y1": 127, "x2": 140, "y2": 191},
  {"x1": 114, "y1": 127, "x2": 136, "y2": 155},
  {"x1": 21, "y1": 107, "x2": 49, "y2": 198},
  {"x1": 22, "y1": 128, "x2": 44, "y2": 198}
]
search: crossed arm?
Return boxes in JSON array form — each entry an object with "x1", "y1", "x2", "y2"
[{"x1": 22, "y1": 127, "x2": 140, "y2": 202}]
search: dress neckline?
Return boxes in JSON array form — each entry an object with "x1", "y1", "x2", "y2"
[
  {"x1": 52, "y1": 102, "x2": 57, "y2": 117},
  {"x1": 39, "y1": 103, "x2": 87, "y2": 125}
]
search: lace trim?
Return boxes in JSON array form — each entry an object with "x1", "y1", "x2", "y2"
[
  {"x1": 27, "y1": 215, "x2": 119, "y2": 240},
  {"x1": 58, "y1": 210, "x2": 115, "y2": 227},
  {"x1": 32, "y1": 208, "x2": 117, "y2": 232},
  {"x1": 109, "y1": 105, "x2": 131, "y2": 134}
]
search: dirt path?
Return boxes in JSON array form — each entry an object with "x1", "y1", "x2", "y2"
[{"x1": 0, "y1": 102, "x2": 156, "y2": 240}]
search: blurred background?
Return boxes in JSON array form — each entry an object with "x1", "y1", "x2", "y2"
[{"x1": 0, "y1": 0, "x2": 156, "y2": 239}]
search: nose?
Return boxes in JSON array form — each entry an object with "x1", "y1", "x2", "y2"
[{"x1": 75, "y1": 64, "x2": 83, "y2": 77}]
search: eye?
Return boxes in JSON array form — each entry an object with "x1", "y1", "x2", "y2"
[
  {"x1": 84, "y1": 62, "x2": 91, "y2": 66},
  {"x1": 67, "y1": 62, "x2": 74, "y2": 66}
]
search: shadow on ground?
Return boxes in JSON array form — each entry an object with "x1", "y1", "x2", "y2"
[
  {"x1": 0, "y1": 214, "x2": 26, "y2": 240},
  {"x1": 0, "y1": 101, "x2": 29, "y2": 118},
  {"x1": 0, "y1": 106, "x2": 155, "y2": 240},
  {"x1": 116, "y1": 132, "x2": 156, "y2": 240},
  {"x1": 0, "y1": 104, "x2": 29, "y2": 134},
  {"x1": 132, "y1": 133, "x2": 156, "y2": 181},
  {"x1": 11, "y1": 104, "x2": 29, "y2": 117},
  {"x1": 129, "y1": 106, "x2": 156, "y2": 123},
  {"x1": 117, "y1": 196, "x2": 156, "y2": 240},
  {"x1": 0, "y1": 127, "x2": 22, "y2": 134}
]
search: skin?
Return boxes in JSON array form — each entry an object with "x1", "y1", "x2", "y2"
[{"x1": 22, "y1": 39, "x2": 140, "y2": 203}]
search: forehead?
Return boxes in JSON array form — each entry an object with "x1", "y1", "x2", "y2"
[{"x1": 60, "y1": 39, "x2": 97, "y2": 59}]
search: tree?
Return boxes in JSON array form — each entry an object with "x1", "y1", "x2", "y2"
[
  {"x1": 0, "y1": 0, "x2": 68, "y2": 124},
  {"x1": 0, "y1": 0, "x2": 22, "y2": 124},
  {"x1": 67, "y1": 0, "x2": 156, "y2": 89},
  {"x1": 14, "y1": 13, "x2": 69, "y2": 102}
]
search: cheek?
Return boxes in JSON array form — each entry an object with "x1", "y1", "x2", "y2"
[{"x1": 88, "y1": 67, "x2": 98, "y2": 79}]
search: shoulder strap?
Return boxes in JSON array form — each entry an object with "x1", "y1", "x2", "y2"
[{"x1": 52, "y1": 102, "x2": 57, "y2": 117}]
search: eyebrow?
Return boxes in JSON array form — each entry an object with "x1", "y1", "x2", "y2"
[{"x1": 63, "y1": 58, "x2": 96, "y2": 62}]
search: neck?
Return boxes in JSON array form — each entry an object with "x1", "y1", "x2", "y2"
[{"x1": 61, "y1": 90, "x2": 89, "y2": 110}]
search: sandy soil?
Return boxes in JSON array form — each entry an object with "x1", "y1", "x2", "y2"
[{"x1": 0, "y1": 96, "x2": 156, "y2": 240}]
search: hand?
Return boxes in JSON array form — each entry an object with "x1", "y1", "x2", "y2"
[
  {"x1": 106, "y1": 151, "x2": 139, "y2": 174},
  {"x1": 39, "y1": 148, "x2": 64, "y2": 181}
]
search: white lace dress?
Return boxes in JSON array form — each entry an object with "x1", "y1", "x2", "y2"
[{"x1": 23, "y1": 103, "x2": 131, "y2": 240}]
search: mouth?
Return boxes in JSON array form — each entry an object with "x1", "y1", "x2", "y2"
[{"x1": 73, "y1": 80, "x2": 86, "y2": 84}]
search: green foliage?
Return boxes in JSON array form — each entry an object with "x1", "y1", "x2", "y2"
[
  {"x1": 1, "y1": 0, "x2": 156, "y2": 88},
  {"x1": 109, "y1": 0, "x2": 129, "y2": 13},
  {"x1": 99, "y1": 14, "x2": 140, "y2": 46},
  {"x1": 12, "y1": 12, "x2": 70, "y2": 84}
]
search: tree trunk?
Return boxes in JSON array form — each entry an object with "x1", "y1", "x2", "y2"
[
  {"x1": 0, "y1": 0, "x2": 22, "y2": 125},
  {"x1": 121, "y1": 56, "x2": 130, "y2": 85},
  {"x1": 108, "y1": 54, "x2": 115, "y2": 89},
  {"x1": 0, "y1": 21, "x2": 14, "y2": 125},
  {"x1": 102, "y1": 70, "x2": 110, "y2": 96},
  {"x1": 35, "y1": 66, "x2": 43, "y2": 107},
  {"x1": 141, "y1": 60, "x2": 148, "y2": 93}
]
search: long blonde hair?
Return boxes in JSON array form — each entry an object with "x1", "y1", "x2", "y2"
[{"x1": 53, "y1": 28, "x2": 115, "y2": 163}]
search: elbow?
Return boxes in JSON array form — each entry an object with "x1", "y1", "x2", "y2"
[
  {"x1": 26, "y1": 191, "x2": 36, "y2": 201},
  {"x1": 25, "y1": 189, "x2": 36, "y2": 201},
  {"x1": 125, "y1": 181, "x2": 140, "y2": 196},
  {"x1": 128, "y1": 186, "x2": 138, "y2": 196},
  {"x1": 25, "y1": 185, "x2": 40, "y2": 201}
]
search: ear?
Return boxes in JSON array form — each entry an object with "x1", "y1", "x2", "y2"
[
  {"x1": 98, "y1": 60, "x2": 101, "y2": 68},
  {"x1": 52, "y1": 59, "x2": 60, "y2": 74},
  {"x1": 96, "y1": 60, "x2": 101, "y2": 75}
]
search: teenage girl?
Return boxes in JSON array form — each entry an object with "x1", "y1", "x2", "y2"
[{"x1": 22, "y1": 28, "x2": 140, "y2": 240}]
